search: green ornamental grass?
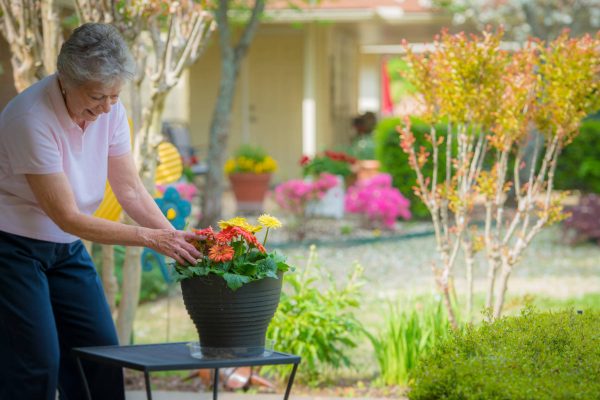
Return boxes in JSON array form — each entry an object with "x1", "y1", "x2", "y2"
[
  {"x1": 409, "y1": 307, "x2": 600, "y2": 400},
  {"x1": 366, "y1": 299, "x2": 453, "y2": 386}
]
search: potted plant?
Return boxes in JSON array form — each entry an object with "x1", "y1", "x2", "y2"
[
  {"x1": 274, "y1": 173, "x2": 339, "y2": 240},
  {"x1": 225, "y1": 145, "x2": 278, "y2": 213},
  {"x1": 174, "y1": 214, "x2": 290, "y2": 358},
  {"x1": 300, "y1": 150, "x2": 356, "y2": 180},
  {"x1": 347, "y1": 133, "x2": 381, "y2": 183},
  {"x1": 300, "y1": 151, "x2": 356, "y2": 218}
]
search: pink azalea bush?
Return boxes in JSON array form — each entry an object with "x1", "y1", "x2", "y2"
[
  {"x1": 345, "y1": 173, "x2": 411, "y2": 229},
  {"x1": 274, "y1": 173, "x2": 338, "y2": 215}
]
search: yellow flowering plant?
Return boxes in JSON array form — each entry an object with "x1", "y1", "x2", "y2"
[
  {"x1": 224, "y1": 144, "x2": 278, "y2": 175},
  {"x1": 173, "y1": 214, "x2": 290, "y2": 290}
]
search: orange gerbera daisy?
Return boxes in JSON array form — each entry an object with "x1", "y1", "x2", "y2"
[{"x1": 208, "y1": 244, "x2": 235, "y2": 263}]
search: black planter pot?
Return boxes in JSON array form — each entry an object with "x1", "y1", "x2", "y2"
[{"x1": 180, "y1": 273, "x2": 283, "y2": 358}]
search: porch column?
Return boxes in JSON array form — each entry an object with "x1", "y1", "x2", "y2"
[
  {"x1": 302, "y1": 23, "x2": 317, "y2": 157},
  {"x1": 241, "y1": 59, "x2": 250, "y2": 143}
]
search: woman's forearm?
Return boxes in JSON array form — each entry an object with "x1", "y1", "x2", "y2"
[
  {"x1": 59, "y1": 212, "x2": 155, "y2": 246},
  {"x1": 25, "y1": 172, "x2": 202, "y2": 265},
  {"x1": 118, "y1": 187, "x2": 174, "y2": 230}
]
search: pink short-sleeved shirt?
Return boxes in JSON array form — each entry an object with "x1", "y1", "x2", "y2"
[{"x1": 0, "y1": 74, "x2": 131, "y2": 243}]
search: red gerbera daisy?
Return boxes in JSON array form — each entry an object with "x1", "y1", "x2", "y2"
[
  {"x1": 191, "y1": 226, "x2": 216, "y2": 253},
  {"x1": 194, "y1": 227, "x2": 216, "y2": 241},
  {"x1": 215, "y1": 226, "x2": 237, "y2": 243},
  {"x1": 256, "y1": 242, "x2": 266, "y2": 253},
  {"x1": 208, "y1": 244, "x2": 235, "y2": 263},
  {"x1": 230, "y1": 226, "x2": 260, "y2": 247}
]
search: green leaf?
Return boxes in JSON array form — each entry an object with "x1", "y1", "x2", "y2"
[
  {"x1": 232, "y1": 240, "x2": 245, "y2": 258},
  {"x1": 236, "y1": 262, "x2": 258, "y2": 276},
  {"x1": 256, "y1": 257, "x2": 277, "y2": 278},
  {"x1": 276, "y1": 261, "x2": 291, "y2": 273},
  {"x1": 223, "y1": 273, "x2": 251, "y2": 291},
  {"x1": 270, "y1": 251, "x2": 287, "y2": 264},
  {"x1": 189, "y1": 265, "x2": 210, "y2": 276}
]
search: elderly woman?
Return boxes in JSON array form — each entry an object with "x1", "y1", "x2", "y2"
[{"x1": 0, "y1": 23, "x2": 202, "y2": 399}]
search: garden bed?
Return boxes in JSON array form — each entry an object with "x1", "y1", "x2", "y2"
[{"x1": 267, "y1": 215, "x2": 434, "y2": 248}]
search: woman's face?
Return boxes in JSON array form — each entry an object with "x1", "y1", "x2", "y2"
[{"x1": 63, "y1": 79, "x2": 123, "y2": 125}]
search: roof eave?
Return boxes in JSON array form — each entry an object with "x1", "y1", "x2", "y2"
[{"x1": 262, "y1": 9, "x2": 439, "y2": 24}]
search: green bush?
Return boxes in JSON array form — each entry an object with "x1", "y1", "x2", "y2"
[
  {"x1": 91, "y1": 244, "x2": 169, "y2": 303},
  {"x1": 555, "y1": 119, "x2": 600, "y2": 194},
  {"x1": 347, "y1": 134, "x2": 376, "y2": 160},
  {"x1": 366, "y1": 299, "x2": 452, "y2": 386},
  {"x1": 409, "y1": 308, "x2": 600, "y2": 400},
  {"x1": 266, "y1": 246, "x2": 364, "y2": 384},
  {"x1": 374, "y1": 117, "x2": 447, "y2": 219}
]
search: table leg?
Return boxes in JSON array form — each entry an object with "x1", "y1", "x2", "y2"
[
  {"x1": 213, "y1": 368, "x2": 219, "y2": 400},
  {"x1": 283, "y1": 362, "x2": 299, "y2": 400},
  {"x1": 144, "y1": 370, "x2": 153, "y2": 400},
  {"x1": 75, "y1": 356, "x2": 93, "y2": 400}
]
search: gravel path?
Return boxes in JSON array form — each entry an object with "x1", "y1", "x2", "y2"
[
  {"x1": 281, "y1": 225, "x2": 600, "y2": 301},
  {"x1": 216, "y1": 190, "x2": 600, "y2": 302}
]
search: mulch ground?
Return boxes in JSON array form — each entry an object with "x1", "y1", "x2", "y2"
[{"x1": 125, "y1": 369, "x2": 405, "y2": 398}]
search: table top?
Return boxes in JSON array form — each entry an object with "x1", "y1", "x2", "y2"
[{"x1": 72, "y1": 342, "x2": 301, "y2": 372}]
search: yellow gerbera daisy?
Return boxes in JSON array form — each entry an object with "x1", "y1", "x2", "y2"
[
  {"x1": 218, "y1": 217, "x2": 262, "y2": 233},
  {"x1": 258, "y1": 214, "x2": 282, "y2": 229}
]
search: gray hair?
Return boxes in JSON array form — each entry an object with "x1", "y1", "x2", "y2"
[{"x1": 57, "y1": 23, "x2": 135, "y2": 87}]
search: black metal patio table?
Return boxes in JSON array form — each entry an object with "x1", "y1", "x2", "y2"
[{"x1": 72, "y1": 342, "x2": 301, "y2": 400}]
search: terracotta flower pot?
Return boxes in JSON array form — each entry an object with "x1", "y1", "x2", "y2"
[
  {"x1": 228, "y1": 172, "x2": 271, "y2": 213},
  {"x1": 355, "y1": 160, "x2": 380, "y2": 182}
]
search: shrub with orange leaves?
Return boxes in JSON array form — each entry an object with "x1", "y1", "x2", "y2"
[{"x1": 398, "y1": 28, "x2": 600, "y2": 321}]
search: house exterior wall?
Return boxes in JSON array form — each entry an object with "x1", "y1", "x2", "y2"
[
  {"x1": 163, "y1": 70, "x2": 190, "y2": 123},
  {"x1": 189, "y1": 24, "x2": 357, "y2": 181},
  {"x1": 246, "y1": 26, "x2": 305, "y2": 181},
  {"x1": 327, "y1": 25, "x2": 359, "y2": 147}
]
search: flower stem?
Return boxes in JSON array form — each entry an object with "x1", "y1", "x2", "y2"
[{"x1": 263, "y1": 228, "x2": 270, "y2": 246}]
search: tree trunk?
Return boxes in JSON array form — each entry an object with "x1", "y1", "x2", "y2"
[
  {"x1": 116, "y1": 238, "x2": 142, "y2": 344},
  {"x1": 199, "y1": 61, "x2": 238, "y2": 227},
  {"x1": 41, "y1": 0, "x2": 61, "y2": 76},
  {"x1": 198, "y1": 0, "x2": 265, "y2": 228},
  {"x1": 442, "y1": 283, "x2": 458, "y2": 330},
  {"x1": 485, "y1": 257, "x2": 499, "y2": 310},
  {"x1": 493, "y1": 262, "x2": 512, "y2": 318},
  {"x1": 101, "y1": 244, "x2": 117, "y2": 314},
  {"x1": 115, "y1": 92, "x2": 167, "y2": 344},
  {"x1": 462, "y1": 240, "x2": 474, "y2": 323}
]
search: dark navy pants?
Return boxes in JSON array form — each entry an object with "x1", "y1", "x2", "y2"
[{"x1": 0, "y1": 230, "x2": 124, "y2": 400}]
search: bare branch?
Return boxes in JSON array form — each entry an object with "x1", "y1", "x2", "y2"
[
  {"x1": 234, "y1": 0, "x2": 266, "y2": 63},
  {"x1": 0, "y1": 0, "x2": 19, "y2": 45},
  {"x1": 215, "y1": 0, "x2": 232, "y2": 59},
  {"x1": 467, "y1": 129, "x2": 485, "y2": 187}
]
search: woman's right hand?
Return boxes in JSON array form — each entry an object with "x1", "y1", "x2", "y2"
[{"x1": 144, "y1": 228, "x2": 204, "y2": 265}]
